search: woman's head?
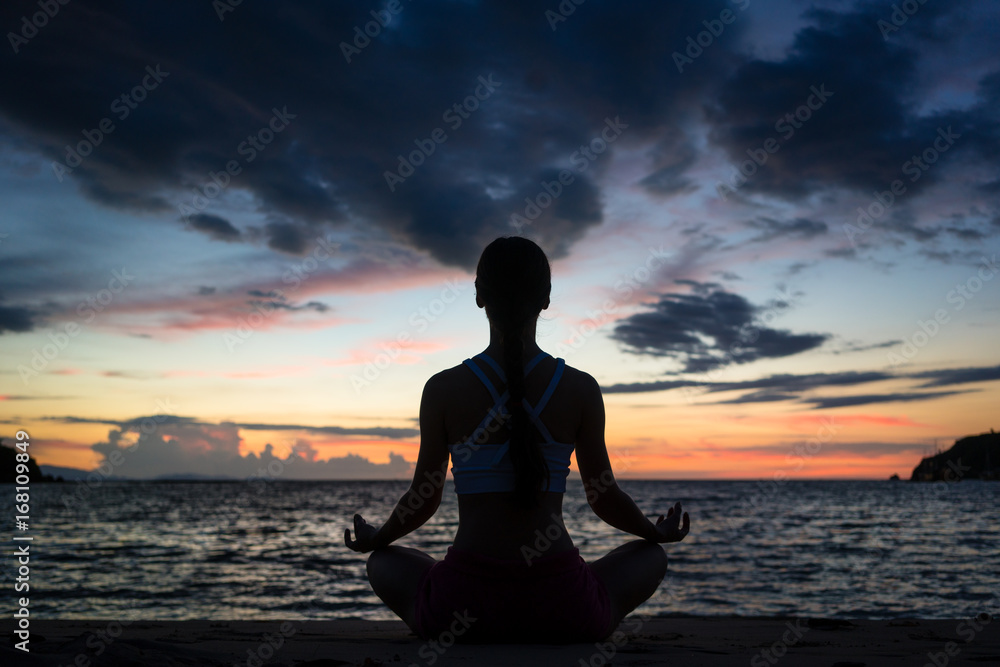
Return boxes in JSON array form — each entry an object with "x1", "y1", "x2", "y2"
[
  {"x1": 474, "y1": 236, "x2": 551, "y2": 332},
  {"x1": 474, "y1": 236, "x2": 552, "y2": 506}
]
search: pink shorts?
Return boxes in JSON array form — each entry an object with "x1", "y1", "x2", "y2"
[{"x1": 414, "y1": 545, "x2": 613, "y2": 643}]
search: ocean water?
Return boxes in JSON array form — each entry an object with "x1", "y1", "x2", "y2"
[{"x1": 7, "y1": 479, "x2": 998, "y2": 620}]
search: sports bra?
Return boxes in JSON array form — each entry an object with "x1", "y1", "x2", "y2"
[{"x1": 448, "y1": 351, "x2": 574, "y2": 494}]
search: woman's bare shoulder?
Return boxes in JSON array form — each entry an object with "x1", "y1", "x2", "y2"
[
  {"x1": 557, "y1": 362, "x2": 601, "y2": 398},
  {"x1": 424, "y1": 362, "x2": 474, "y2": 393}
]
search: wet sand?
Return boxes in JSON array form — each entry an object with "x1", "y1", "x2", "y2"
[{"x1": 8, "y1": 615, "x2": 998, "y2": 666}]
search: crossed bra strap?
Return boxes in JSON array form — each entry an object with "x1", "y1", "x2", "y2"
[{"x1": 461, "y1": 352, "x2": 566, "y2": 456}]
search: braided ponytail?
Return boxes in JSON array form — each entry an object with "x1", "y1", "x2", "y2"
[{"x1": 476, "y1": 237, "x2": 551, "y2": 508}]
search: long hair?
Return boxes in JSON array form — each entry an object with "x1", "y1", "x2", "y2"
[{"x1": 475, "y1": 236, "x2": 552, "y2": 507}]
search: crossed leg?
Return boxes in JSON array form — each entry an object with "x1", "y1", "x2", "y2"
[
  {"x1": 366, "y1": 540, "x2": 666, "y2": 640},
  {"x1": 366, "y1": 546, "x2": 437, "y2": 634},
  {"x1": 588, "y1": 540, "x2": 668, "y2": 633}
]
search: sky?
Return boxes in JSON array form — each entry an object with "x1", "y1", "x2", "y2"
[{"x1": 1, "y1": 0, "x2": 998, "y2": 480}]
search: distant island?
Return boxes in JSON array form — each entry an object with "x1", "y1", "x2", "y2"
[{"x1": 910, "y1": 431, "x2": 999, "y2": 481}]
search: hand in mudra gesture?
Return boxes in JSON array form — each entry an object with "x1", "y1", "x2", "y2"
[
  {"x1": 654, "y1": 501, "x2": 690, "y2": 543},
  {"x1": 344, "y1": 514, "x2": 379, "y2": 553}
]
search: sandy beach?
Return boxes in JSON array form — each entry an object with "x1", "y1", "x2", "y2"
[{"x1": 8, "y1": 616, "x2": 997, "y2": 666}]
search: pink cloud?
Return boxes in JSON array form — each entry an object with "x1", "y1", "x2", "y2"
[
  {"x1": 323, "y1": 338, "x2": 453, "y2": 367},
  {"x1": 51, "y1": 258, "x2": 470, "y2": 340}
]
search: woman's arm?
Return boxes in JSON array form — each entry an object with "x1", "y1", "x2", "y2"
[
  {"x1": 345, "y1": 373, "x2": 450, "y2": 552},
  {"x1": 574, "y1": 372, "x2": 690, "y2": 543}
]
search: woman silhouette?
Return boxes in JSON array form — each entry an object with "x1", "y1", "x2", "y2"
[{"x1": 345, "y1": 236, "x2": 690, "y2": 643}]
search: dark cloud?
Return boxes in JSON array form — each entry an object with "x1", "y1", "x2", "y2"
[
  {"x1": 265, "y1": 221, "x2": 309, "y2": 255},
  {"x1": 186, "y1": 213, "x2": 241, "y2": 242},
  {"x1": 745, "y1": 216, "x2": 828, "y2": 243},
  {"x1": 828, "y1": 339, "x2": 902, "y2": 355},
  {"x1": 230, "y1": 421, "x2": 418, "y2": 439},
  {"x1": 708, "y1": 370, "x2": 893, "y2": 394},
  {"x1": 946, "y1": 226, "x2": 986, "y2": 241},
  {"x1": 730, "y1": 441, "x2": 929, "y2": 459},
  {"x1": 717, "y1": 391, "x2": 799, "y2": 404},
  {"x1": 639, "y1": 139, "x2": 698, "y2": 196},
  {"x1": 602, "y1": 379, "x2": 701, "y2": 395},
  {"x1": 0, "y1": 395, "x2": 75, "y2": 401},
  {"x1": 825, "y1": 247, "x2": 858, "y2": 259},
  {"x1": 197, "y1": 286, "x2": 216, "y2": 295},
  {"x1": 43, "y1": 414, "x2": 418, "y2": 439},
  {"x1": 908, "y1": 365, "x2": 1000, "y2": 388},
  {"x1": 603, "y1": 369, "x2": 892, "y2": 397},
  {"x1": 705, "y1": 2, "x2": 988, "y2": 201},
  {"x1": 803, "y1": 391, "x2": 973, "y2": 410},
  {"x1": 0, "y1": 301, "x2": 37, "y2": 334},
  {"x1": 602, "y1": 365, "x2": 1000, "y2": 410},
  {"x1": 0, "y1": 1, "x2": 744, "y2": 269},
  {"x1": 245, "y1": 290, "x2": 329, "y2": 313},
  {"x1": 610, "y1": 285, "x2": 829, "y2": 373}
]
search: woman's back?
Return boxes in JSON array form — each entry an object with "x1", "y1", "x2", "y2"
[
  {"x1": 433, "y1": 349, "x2": 594, "y2": 559},
  {"x1": 347, "y1": 236, "x2": 688, "y2": 643}
]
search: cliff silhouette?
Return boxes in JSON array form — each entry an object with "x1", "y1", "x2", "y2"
[
  {"x1": 910, "y1": 431, "x2": 999, "y2": 481},
  {"x1": 0, "y1": 440, "x2": 62, "y2": 483}
]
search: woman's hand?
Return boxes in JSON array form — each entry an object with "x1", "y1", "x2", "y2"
[
  {"x1": 653, "y1": 502, "x2": 690, "y2": 543},
  {"x1": 344, "y1": 514, "x2": 380, "y2": 553}
]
